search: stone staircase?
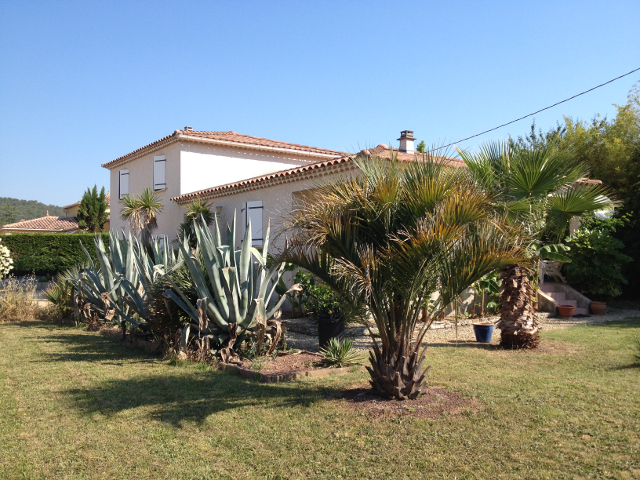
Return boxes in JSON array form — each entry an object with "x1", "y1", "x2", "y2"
[{"x1": 538, "y1": 282, "x2": 591, "y2": 316}]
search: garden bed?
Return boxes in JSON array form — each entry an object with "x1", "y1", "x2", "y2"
[{"x1": 221, "y1": 350, "x2": 365, "y2": 383}]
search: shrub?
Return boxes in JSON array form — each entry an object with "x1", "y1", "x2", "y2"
[
  {"x1": 564, "y1": 215, "x2": 633, "y2": 299},
  {"x1": 0, "y1": 237, "x2": 13, "y2": 279},
  {"x1": 2, "y1": 233, "x2": 110, "y2": 276},
  {"x1": 43, "y1": 265, "x2": 84, "y2": 321},
  {"x1": 0, "y1": 276, "x2": 39, "y2": 322},
  {"x1": 319, "y1": 338, "x2": 364, "y2": 367}
]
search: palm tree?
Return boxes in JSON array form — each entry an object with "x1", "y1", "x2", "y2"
[
  {"x1": 120, "y1": 187, "x2": 163, "y2": 245},
  {"x1": 178, "y1": 199, "x2": 215, "y2": 248},
  {"x1": 281, "y1": 152, "x2": 525, "y2": 400},
  {"x1": 458, "y1": 141, "x2": 615, "y2": 349}
]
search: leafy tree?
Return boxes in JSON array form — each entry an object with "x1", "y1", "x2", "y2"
[
  {"x1": 121, "y1": 187, "x2": 163, "y2": 245},
  {"x1": 458, "y1": 141, "x2": 615, "y2": 348},
  {"x1": 282, "y1": 152, "x2": 523, "y2": 399},
  {"x1": 77, "y1": 186, "x2": 109, "y2": 232},
  {"x1": 416, "y1": 140, "x2": 426, "y2": 153},
  {"x1": 0, "y1": 197, "x2": 64, "y2": 221},
  {"x1": 1, "y1": 202, "x2": 16, "y2": 225},
  {"x1": 564, "y1": 214, "x2": 633, "y2": 299}
]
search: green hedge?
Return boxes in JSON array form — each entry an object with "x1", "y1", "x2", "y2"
[{"x1": 2, "y1": 233, "x2": 109, "y2": 276}]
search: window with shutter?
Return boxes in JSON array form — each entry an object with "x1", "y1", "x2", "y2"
[
  {"x1": 153, "y1": 155, "x2": 166, "y2": 190},
  {"x1": 119, "y1": 169, "x2": 129, "y2": 199},
  {"x1": 242, "y1": 201, "x2": 263, "y2": 247}
]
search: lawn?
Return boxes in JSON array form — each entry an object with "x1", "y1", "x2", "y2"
[{"x1": 1, "y1": 319, "x2": 639, "y2": 479}]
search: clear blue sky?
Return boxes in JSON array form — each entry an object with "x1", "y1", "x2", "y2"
[{"x1": 1, "y1": 1, "x2": 639, "y2": 206}]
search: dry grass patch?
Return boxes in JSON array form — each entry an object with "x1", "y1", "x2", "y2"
[{"x1": 0, "y1": 276, "x2": 39, "y2": 322}]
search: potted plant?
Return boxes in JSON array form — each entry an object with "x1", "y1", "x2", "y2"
[
  {"x1": 301, "y1": 276, "x2": 346, "y2": 348},
  {"x1": 472, "y1": 322, "x2": 495, "y2": 343},
  {"x1": 557, "y1": 304, "x2": 575, "y2": 318}
]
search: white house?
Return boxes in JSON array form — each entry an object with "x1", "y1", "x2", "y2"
[{"x1": 103, "y1": 128, "x2": 465, "y2": 252}]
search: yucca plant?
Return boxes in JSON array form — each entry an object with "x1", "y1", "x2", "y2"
[
  {"x1": 44, "y1": 264, "x2": 85, "y2": 321},
  {"x1": 121, "y1": 187, "x2": 163, "y2": 245},
  {"x1": 458, "y1": 140, "x2": 616, "y2": 348},
  {"x1": 319, "y1": 338, "x2": 364, "y2": 367},
  {"x1": 164, "y1": 213, "x2": 300, "y2": 357},
  {"x1": 281, "y1": 151, "x2": 525, "y2": 399}
]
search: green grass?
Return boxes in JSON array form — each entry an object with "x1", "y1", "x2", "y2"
[{"x1": 1, "y1": 320, "x2": 639, "y2": 479}]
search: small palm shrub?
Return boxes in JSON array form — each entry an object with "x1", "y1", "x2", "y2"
[
  {"x1": 44, "y1": 265, "x2": 84, "y2": 321},
  {"x1": 0, "y1": 276, "x2": 38, "y2": 322},
  {"x1": 319, "y1": 338, "x2": 363, "y2": 367}
]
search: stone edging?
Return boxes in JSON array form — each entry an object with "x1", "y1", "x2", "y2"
[{"x1": 219, "y1": 362, "x2": 366, "y2": 383}]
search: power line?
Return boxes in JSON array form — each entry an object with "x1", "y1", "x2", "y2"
[{"x1": 435, "y1": 66, "x2": 640, "y2": 151}]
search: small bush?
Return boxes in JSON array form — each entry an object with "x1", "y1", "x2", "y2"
[
  {"x1": 43, "y1": 265, "x2": 83, "y2": 321},
  {"x1": 0, "y1": 237, "x2": 13, "y2": 279},
  {"x1": 0, "y1": 276, "x2": 39, "y2": 322},
  {"x1": 319, "y1": 338, "x2": 364, "y2": 367}
]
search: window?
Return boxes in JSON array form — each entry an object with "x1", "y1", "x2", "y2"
[
  {"x1": 154, "y1": 155, "x2": 166, "y2": 190},
  {"x1": 119, "y1": 169, "x2": 129, "y2": 199},
  {"x1": 242, "y1": 200, "x2": 263, "y2": 246}
]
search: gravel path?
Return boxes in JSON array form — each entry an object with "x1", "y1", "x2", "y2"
[{"x1": 285, "y1": 308, "x2": 640, "y2": 352}]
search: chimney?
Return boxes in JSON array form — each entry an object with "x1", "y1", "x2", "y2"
[
  {"x1": 397, "y1": 130, "x2": 415, "y2": 153},
  {"x1": 184, "y1": 126, "x2": 193, "y2": 132}
]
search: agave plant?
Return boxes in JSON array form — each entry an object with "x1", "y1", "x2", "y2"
[
  {"x1": 164, "y1": 213, "x2": 300, "y2": 357},
  {"x1": 72, "y1": 232, "x2": 177, "y2": 332}
]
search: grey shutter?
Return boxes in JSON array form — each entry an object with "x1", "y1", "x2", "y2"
[
  {"x1": 119, "y1": 169, "x2": 129, "y2": 199},
  {"x1": 243, "y1": 201, "x2": 263, "y2": 246},
  {"x1": 153, "y1": 155, "x2": 166, "y2": 190}
]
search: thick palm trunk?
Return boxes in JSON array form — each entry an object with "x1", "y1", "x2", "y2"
[
  {"x1": 367, "y1": 348, "x2": 430, "y2": 400},
  {"x1": 497, "y1": 264, "x2": 539, "y2": 349}
]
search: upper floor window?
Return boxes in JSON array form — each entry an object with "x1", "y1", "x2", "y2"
[
  {"x1": 154, "y1": 155, "x2": 166, "y2": 190},
  {"x1": 119, "y1": 169, "x2": 129, "y2": 199}
]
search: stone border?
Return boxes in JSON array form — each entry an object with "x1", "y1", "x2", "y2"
[{"x1": 219, "y1": 362, "x2": 366, "y2": 383}]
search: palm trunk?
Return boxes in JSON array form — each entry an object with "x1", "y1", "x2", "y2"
[{"x1": 497, "y1": 264, "x2": 539, "y2": 349}]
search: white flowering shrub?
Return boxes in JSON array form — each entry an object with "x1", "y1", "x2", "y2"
[{"x1": 0, "y1": 238, "x2": 13, "y2": 279}]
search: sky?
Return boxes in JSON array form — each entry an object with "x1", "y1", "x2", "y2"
[{"x1": 0, "y1": 0, "x2": 639, "y2": 206}]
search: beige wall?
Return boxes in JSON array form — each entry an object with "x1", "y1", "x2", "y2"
[
  {"x1": 195, "y1": 168, "x2": 358, "y2": 254},
  {"x1": 109, "y1": 142, "x2": 184, "y2": 239}
]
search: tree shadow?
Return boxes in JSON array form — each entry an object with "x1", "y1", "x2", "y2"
[
  {"x1": 65, "y1": 370, "x2": 338, "y2": 428},
  {"x1": 426, "y1": 340, "x2": 500, "y2": 350},
  {"x1": 37, "y1": 331, "x2": 159, "y2": 364}
]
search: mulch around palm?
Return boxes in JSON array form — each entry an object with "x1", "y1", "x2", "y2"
[
  {"x1": 237, "y1": 351, "x2": 324, "y2": 375},
  {"x1": 330, "y1": 384, "x2": 480, "y2": 419}
]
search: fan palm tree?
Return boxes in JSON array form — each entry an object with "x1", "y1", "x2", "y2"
[
  {"x1": 120, "y1": 187, "x2": 163, "y2": 245},
  {"x1": 458, "y1": 141, "x2": 615, "y2": 348},
  {"x1": 280, "y1": 152, "x2": 525, "y2": 400}
]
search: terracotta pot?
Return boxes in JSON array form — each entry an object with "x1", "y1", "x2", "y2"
[
  {"x1": 557, "y1": 304, "x2": 575, "y2": 318},
  {"x1": 590, "y1": 301, "x2": 606, "y2": 315}
]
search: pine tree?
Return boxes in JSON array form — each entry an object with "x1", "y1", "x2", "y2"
[
  {"x1": 1, "y1": 202, "x2": 16, "y2": 226},
  {"x1": 77, "y1": 186, "x2": 109, "y2": 232}
]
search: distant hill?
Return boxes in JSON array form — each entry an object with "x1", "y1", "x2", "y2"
[{"x1": 0, "y1": 197, "x2": 66, "y2": 225}]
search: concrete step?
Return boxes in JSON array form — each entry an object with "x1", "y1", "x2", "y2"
[
  {"x1": 547, "y1": 292, "x2": 566, "y2": 301},
  {"x1": 575, "y1": 308, "x2": 589, "y2": 315},
  {"x1": 540, "y1": 283, "x2": 558, "y2": 293}
]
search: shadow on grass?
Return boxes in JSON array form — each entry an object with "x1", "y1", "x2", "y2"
[
  {"x1": 589, "y1": 318, "x2": 640, "y2": 329},
  {"x1": 426, "y1": 340, "x2": 500, "y2": 350},
  {"x1": 65, "y1": 369, "x2": 338, "y2": 428}
]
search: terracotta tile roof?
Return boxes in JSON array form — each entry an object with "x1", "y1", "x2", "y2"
[
  {"x1": 172, "y1": 146, "x2": 465, "y2": 204},
  {"x1": 1, "y1": 216, "x2": 79, "y2": 232},
  {"x1": 102, "y1": 129, "x2": 347, "y2": 169},
  {"x1": 62, "y1": 193, "x2": 111, "y2": 211}
]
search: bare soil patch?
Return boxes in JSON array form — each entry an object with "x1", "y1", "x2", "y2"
[
  {"x1": 238, "y1": 351, "x2": 323, "y2": 375},
  {"x1": 331, "y1": 384, "x2": 480, "y2": 419}
]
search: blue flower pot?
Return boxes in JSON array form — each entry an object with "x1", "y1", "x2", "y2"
[{"x1": 473, "y1": 323, "x2": 494, "y2": 343}]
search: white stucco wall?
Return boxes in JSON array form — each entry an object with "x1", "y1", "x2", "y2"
[{"x1": 179, "y1": 143, "x2": 319, "y2": 196}]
